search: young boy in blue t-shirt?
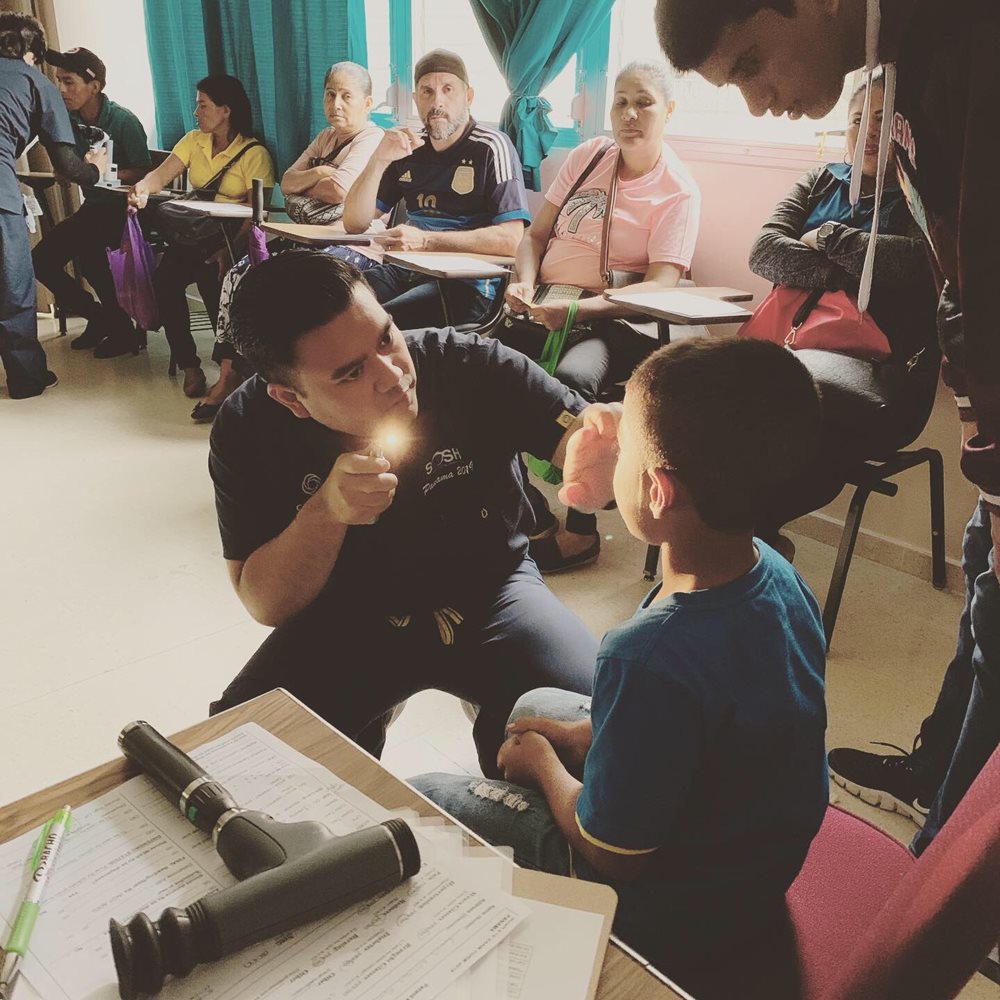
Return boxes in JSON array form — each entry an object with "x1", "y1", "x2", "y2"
[{"x1": 410, "y1": 337, "x2": 828, "y2": 998}]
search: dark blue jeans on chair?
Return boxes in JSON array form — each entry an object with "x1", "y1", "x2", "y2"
[
  {"x1": 912, "y1": 499, "x2": 1000, "y2": 854},
  {"x1": 210, "y1": 560, "x2": 597, "y2": 778},
  {"x1": 363, "y1": 262, "x2": 492, "y2": 331}
]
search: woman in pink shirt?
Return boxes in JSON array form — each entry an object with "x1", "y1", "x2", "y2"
[
  {"x1": 502, "y1": 61, "x2": 701, "y2": 571},
  {"x1": 279, "y1": 61, "x2": 383, "y2": 224}
]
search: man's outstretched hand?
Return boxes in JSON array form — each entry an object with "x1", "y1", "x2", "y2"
[{"x1": 557, "y1": 403, "x2": 622, "y2": 513}]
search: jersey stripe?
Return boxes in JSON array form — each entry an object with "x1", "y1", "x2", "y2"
[{"x1": 469, "y1": 126, "x2": 513, "y2": 183}]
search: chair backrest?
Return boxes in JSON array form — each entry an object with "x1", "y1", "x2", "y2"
[{"x1": 825, "y1": 741, "x2": 1000, "y2": 1000}]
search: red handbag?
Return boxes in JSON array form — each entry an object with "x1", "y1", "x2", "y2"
[{"x1": 739, "y1": 286, "x2": 892, "y2": 361}]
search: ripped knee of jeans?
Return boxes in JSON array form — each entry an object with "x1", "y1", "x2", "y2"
[{"x1": 467, "y1": 780, "x2": 531, "y2": 812}]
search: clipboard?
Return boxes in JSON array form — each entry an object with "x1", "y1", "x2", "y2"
[{"x1": 511, "y1": 868, "x2": 617, "y2": 1000}]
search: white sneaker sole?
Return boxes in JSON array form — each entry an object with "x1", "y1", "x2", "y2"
[{"x1": 830, "y1": 769, "x2": 929, "y2": 828}]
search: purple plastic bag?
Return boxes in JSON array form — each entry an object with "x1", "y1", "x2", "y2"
[
  {"x1": 248, "y1": 223, "x2": 269, "y2": 265},
  {"x1": 106, "y1": 208, "x2": 159, "y2": 330}
]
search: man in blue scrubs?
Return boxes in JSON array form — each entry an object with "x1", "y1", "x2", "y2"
[{"x1": 0, "y1": 14, "x2": 105, "y2": 399}]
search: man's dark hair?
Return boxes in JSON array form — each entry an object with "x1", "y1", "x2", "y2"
[
  {"x1": 227, "y1": 250, "x2": 366, "y2": 384},
  {"x1": 196, "y1": 73, "x2": 255, "y2": 138},
  {"x1": 0, "y1": 13, "x2": 46, "y2": 63},
  {"x1": 629, "y1": 337, "x2": 821, "y2": 533},
  {"x1": 654, "y1": 0, "x2": 795, "y2": 71}
]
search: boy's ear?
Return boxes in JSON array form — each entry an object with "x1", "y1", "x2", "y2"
[
  {"x1": 646, "y1": 467, "x2": 676, "y2": 519},
  {"x1": 267, "y1": 382, "x2": 310, "y2": 419}
]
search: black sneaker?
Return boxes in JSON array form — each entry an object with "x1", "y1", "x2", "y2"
[
  {"x1": 94, "y1": 330, "x2": 144, "y2": 359},
  {"x1": 828, "y1": 741, "x2": 933, "y2": 827},
  {"x1": 44, "y1": 370, "x2": 58, "y2": 389}
]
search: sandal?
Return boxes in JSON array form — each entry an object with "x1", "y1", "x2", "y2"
[
  {"x1": 530, "y1": 531, "x2": 601, "y2": 574},
  {"x1": 190, "y1": 401, "x2": 221, "y2": 423}
]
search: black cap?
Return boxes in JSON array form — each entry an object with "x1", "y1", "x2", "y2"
[
  {"x1": 46, "y1": 46, "x2": 106, "y2": 85},
  {"x1": 413, "y1": 48, "x2": 468, "y2": 87}
]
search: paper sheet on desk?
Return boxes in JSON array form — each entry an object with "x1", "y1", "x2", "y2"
[
  {"x1": 0, "y1": 724, "x2": 526, "y2": 1000},
  {"x1": 414, "y1": 829, "x2": 606, "y2": 1000}
]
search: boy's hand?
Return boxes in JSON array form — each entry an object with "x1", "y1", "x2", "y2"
[
  {"x1": 558, "y1": 403, "x2": 622, "y2": 512},
  {"x1": 507, "y1": 717, "x2": 591, "y2": 778},
  {"x1": 497, "y1": 731, "x2": 558, "y2": 788}
]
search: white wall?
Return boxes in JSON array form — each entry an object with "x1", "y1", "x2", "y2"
[{"x1": 52, "y1": 0, "x2": 158, "y2": 147}]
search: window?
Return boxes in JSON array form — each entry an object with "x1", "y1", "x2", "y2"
[
  {"x1": 605, "y1": 0, "x2": 851, "y2": 147},
  {"x1": 363, "y1": 0, "x2": 848, "y2": 153},
  {"x1": 363, "y1": 0, "x2": 394, "y2": 115},
  {"x1": 367, "y1": 0, "x2": 578, "y2": 135}
]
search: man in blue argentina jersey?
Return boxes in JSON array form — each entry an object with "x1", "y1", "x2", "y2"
[{"x1": 344, "y1": 49, "x2": 530, "y2": 330}]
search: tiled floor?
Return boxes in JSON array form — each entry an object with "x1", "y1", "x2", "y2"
[{"x1": 1, "y1": 316, "x2": 994, "y2": 997}]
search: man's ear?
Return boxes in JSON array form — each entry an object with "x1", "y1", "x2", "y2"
[
  {"x1": 466, "y1": 86, "x2": 474, "y2": 106},
  {"x1": 647, "y1": 467, "x2": 676, "y2": 520},
  {"x1": 266, "y1": 382, "x2": 310, "y2": 419}
]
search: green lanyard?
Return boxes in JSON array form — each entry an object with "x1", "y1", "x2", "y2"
[{"x1": 525, "y1": 300, "x2": 579, "y2": 485}]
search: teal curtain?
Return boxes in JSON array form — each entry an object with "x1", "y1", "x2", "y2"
[
  {"x1": 144, "y1": 0, "x2": 367, "y2": 188},
  {"x1": 470, "y1": 0, "x2": 615, "y2": 190}
]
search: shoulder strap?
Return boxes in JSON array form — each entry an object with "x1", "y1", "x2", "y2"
[
  {"x1": 599, "y1": 149, "x2": 623, "y2": 285},
  {"x1": 539, "y1": 140, "x2": 615, "y2": 272},
  {"x1": 316, "y1": 135, "x2": 357, "y2": 167},
  {"x1": 194, "y1": 139, "x2": 264, "y2": 199}
]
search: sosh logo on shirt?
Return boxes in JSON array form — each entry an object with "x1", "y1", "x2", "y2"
[{"x1": 423, "y1": 446, "x2": 475, "y2": 496}]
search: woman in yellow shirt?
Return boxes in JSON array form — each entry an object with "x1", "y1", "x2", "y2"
[{"x1": 129, "y1": 74, "x2": 274, "y2": 399}]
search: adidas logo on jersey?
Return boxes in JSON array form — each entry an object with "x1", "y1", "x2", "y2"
[{"x1": 399, "y1": 170, "x2": 412, "y2": 183}]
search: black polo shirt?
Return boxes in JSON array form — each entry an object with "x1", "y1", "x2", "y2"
[
  {"x1": 0, "y1": 59, "x2": 74, "y2": 213},
  {"x1": 209, "y1": 329, "x2": 585, "y2": 616}
]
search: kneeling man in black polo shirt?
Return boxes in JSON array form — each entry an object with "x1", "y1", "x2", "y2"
[{"x1": 209, "y1": 250, "x2": 598, "y2": 774}]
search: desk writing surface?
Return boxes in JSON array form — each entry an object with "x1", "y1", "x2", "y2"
[
  {"x1": 177, "y1": 200, "x2": 252, "y2": 218},
  {"x1": 383, "y1": 251, "x2": 513, "y2": 279},
  {"x1": 607, "y1": 289, "x2": 753, "y2": 325},
  {"x1": 261, "y1": 221, "x2": 372, "y2": 245},
  {"x1": 0, "y1": 690, "x2": 686, "y2": 1000}
]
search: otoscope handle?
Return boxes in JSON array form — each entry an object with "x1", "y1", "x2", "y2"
[
  {"x1": 109, "y1": 819, "x2": 421, "y2": 998},
  {"x1": 202, "y1": 820, "x2": 419, "y2": 955},
  {"x1": 118, "y1": 721, "x2": 239, "y2": 836}
]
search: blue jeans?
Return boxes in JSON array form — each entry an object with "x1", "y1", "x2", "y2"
[
  {"x1": 410, "y1": 688, "x2": 590, "y2": 874},
  {"x1": 0, "y1": 207, "x2": 48, "y2": 397},
  {"x1": 211, "y1": 563, "x2": 597, "y2": 778},
  {"x1": 363, "y1": 262, "x2": 493, "y2": 331},
  {"x1": 912, "y1": 499, "x2": 1000, "y2": 854},
  {"x1": 410, "y1": 688, "x2": 798, "y2": 998}
]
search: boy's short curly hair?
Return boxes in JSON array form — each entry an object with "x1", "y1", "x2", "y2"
[
  {"x1": 654, "y1": 0, "x2": 795, "y2": 71},
  {"x1": 629, "y1": 337, "x2": 821, "y2": 533},
  {"x1": 227, "y1": 250, "x2": 366, "y2": 385}
]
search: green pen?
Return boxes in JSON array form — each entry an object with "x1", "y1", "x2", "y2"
[{"x1": 0, "y1": 805, "x2": 72, "y2": 1000}]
